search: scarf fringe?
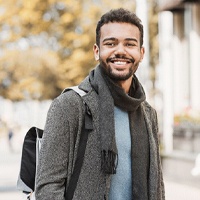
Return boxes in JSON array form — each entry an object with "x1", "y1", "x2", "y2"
[{"x1": 101, "y1": 150, "x2": 118, "y2": 174}]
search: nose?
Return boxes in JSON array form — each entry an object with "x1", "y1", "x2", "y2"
[{"x1": 114, "y1": 43, "x2": 126, "y2": 56}]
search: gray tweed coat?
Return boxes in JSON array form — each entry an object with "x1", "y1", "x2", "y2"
[{"x1": 35, "y1": 76, "x2": 165, "y2": 200}]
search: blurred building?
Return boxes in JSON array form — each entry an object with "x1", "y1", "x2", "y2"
[
  {"x1": 158, "y1": 0, "x2": 200, "y2": 153},
  {"x1": 158, "y1": 0, "x2": 200, "y2": 186}
]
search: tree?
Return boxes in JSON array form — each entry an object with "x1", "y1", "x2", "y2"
[
  {"x1": 148, "y1": 0, "x2": 159, "y2": 95},
  {"x1": 0, "y1": 49, "x2": 60, "y2": 100},
  {"x1": 0, "y1": 0, "x2": 136, "y2": 100}
]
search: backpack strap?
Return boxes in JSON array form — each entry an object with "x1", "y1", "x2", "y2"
[
  {"x1": 62, "y1": 85, "x2": 86, "y2": 96},
  {"x1": 63, "y1": 86, "x2": 93, "y2": 200}
]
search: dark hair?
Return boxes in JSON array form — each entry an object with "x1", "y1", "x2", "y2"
[{"x1": 96, "y1": 8, "x2": 144, "y2": 47}]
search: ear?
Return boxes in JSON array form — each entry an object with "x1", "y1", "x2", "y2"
[
  {"x1": 140, "y1": 47, "x2": 145, "y2": 62},
  {"x1": 93, "y1": 44, "x2": 99, "y2": 61}
]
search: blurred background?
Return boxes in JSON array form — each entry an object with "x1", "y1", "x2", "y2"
[{"x1": 0, "y1": 0, "x2": 200, "y2": 199}]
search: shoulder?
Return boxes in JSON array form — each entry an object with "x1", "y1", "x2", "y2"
[
  {"x1": 141, "y1": 101, "x2": 157, "y2": 115},
  {"x1": 56, "y1": 89, "x2": 84, "y2": 109},
  {"x1": 141, "y1": 101, "x2": 158, "y2": 133},
  {"x1": 141, "y1": 101, "x2": 158, "y2": 125},
  {"x1": 46, "y1": 89, "x2": 84, "y2": 123}
]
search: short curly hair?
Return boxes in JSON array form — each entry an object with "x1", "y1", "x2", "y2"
[{"x1": 96, "y1": 8, "x2": 144, "y2": 47}]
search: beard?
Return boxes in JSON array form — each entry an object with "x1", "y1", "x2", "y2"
[{"x1": 99, "y1": 57, "x2": 138, "y2": 81}]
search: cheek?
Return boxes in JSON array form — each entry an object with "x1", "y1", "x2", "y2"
[
  {"x1": 99, "y1": 49, "x2": 113, "y2": 60},
  {"x1": 128, "y1": 49, "x2": 142, "y2": 60}
]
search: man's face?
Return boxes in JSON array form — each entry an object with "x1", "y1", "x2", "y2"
[{"x1": 93, "y1": 22, "x2": 144, "y2": 82}]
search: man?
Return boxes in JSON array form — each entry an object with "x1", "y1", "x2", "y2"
[{"x1": 35, "y1": 8, "x2": 165, "y2": 200}]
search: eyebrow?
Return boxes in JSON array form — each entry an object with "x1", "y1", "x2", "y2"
[
  {"x1": 102, "y1": 37, "x2": 138, "y2": 43},
  {"x1": 125, "y1": 38, "x2": 138, "y2": 42}
]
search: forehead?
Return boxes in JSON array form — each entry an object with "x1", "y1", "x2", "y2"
[{"x1": 100, "y1": 22, "x2": 140, "y2": 41}]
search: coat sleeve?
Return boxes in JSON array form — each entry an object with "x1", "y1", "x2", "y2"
[
  {"x1": 152, "y1": 109, "x2": 165, "y2": 200},
  {"x1": 35, "y1": 98, "x2": 73, "y2": 200},
  {"x1": 139, "y1": 102, "x2": 165, "y2": 199}
]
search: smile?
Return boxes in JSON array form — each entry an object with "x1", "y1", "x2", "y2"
[
  {"x1": 113, "y1": 61, "x2": 128, "y2": 65},
  {"x1": 108, "y1": 57, "x2": 134, "y2": 64}
]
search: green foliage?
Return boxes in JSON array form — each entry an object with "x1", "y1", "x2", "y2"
[{"x1": 0, "y1": 0, "x2": 136, "y2": 100}]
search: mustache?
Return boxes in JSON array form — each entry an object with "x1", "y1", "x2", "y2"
[{"x1": 106, "y1": 56, "x2": 135, "y2": 63}]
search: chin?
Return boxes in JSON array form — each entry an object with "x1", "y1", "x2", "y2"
[
  {"x1": 109, "y1": 72, "x2": 133, "y2": 81},
  {"x1": 109, "y1": 68, "x2": 133, "y2": 80}
]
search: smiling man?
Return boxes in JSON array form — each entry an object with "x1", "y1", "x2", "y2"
[{"x1": 35, "y1": 8, "x2": 165, "y2": 200}]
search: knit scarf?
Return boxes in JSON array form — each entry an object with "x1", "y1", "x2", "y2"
[{"x1": 89, "y1": 65, "x2": 146, "y2": 174}]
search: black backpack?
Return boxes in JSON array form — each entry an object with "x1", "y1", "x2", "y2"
[{"x1": 17, "y1": 86, "x2": 93, "y2": 200}]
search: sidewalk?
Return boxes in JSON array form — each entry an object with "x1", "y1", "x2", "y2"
[
  {"x1": 0, "y1": 134, "x2": 23, "y2": 200},
  {"x1": 0, "y1": 135, "x2": 200, "y2": 200},
  {"x1": 165, "y1": 179, "x2": 200, "y2": 200}
]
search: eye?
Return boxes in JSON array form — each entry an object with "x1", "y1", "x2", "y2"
[
  {"x1": 104, "y1": 42, "x2": 115, "y2": 47},
  {"x1": 126, "y1": 43, "x2": 136, "y2": 47}
]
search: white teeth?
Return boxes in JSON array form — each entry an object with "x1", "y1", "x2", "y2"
[{"x1": 114, "y1": 61, "x2": 126, "y2": 65}]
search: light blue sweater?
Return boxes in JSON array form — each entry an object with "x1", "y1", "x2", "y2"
[{"x1": 109, "y1": 107, "x2": 132, "y2": 200}]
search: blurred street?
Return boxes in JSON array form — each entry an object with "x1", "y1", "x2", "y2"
[
  {"x1": 0, "y1": 134, "x2": 200, "y2": 200},
  {"x1": 0, "y1": 135, "x2": 23, "y2": 200}
]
